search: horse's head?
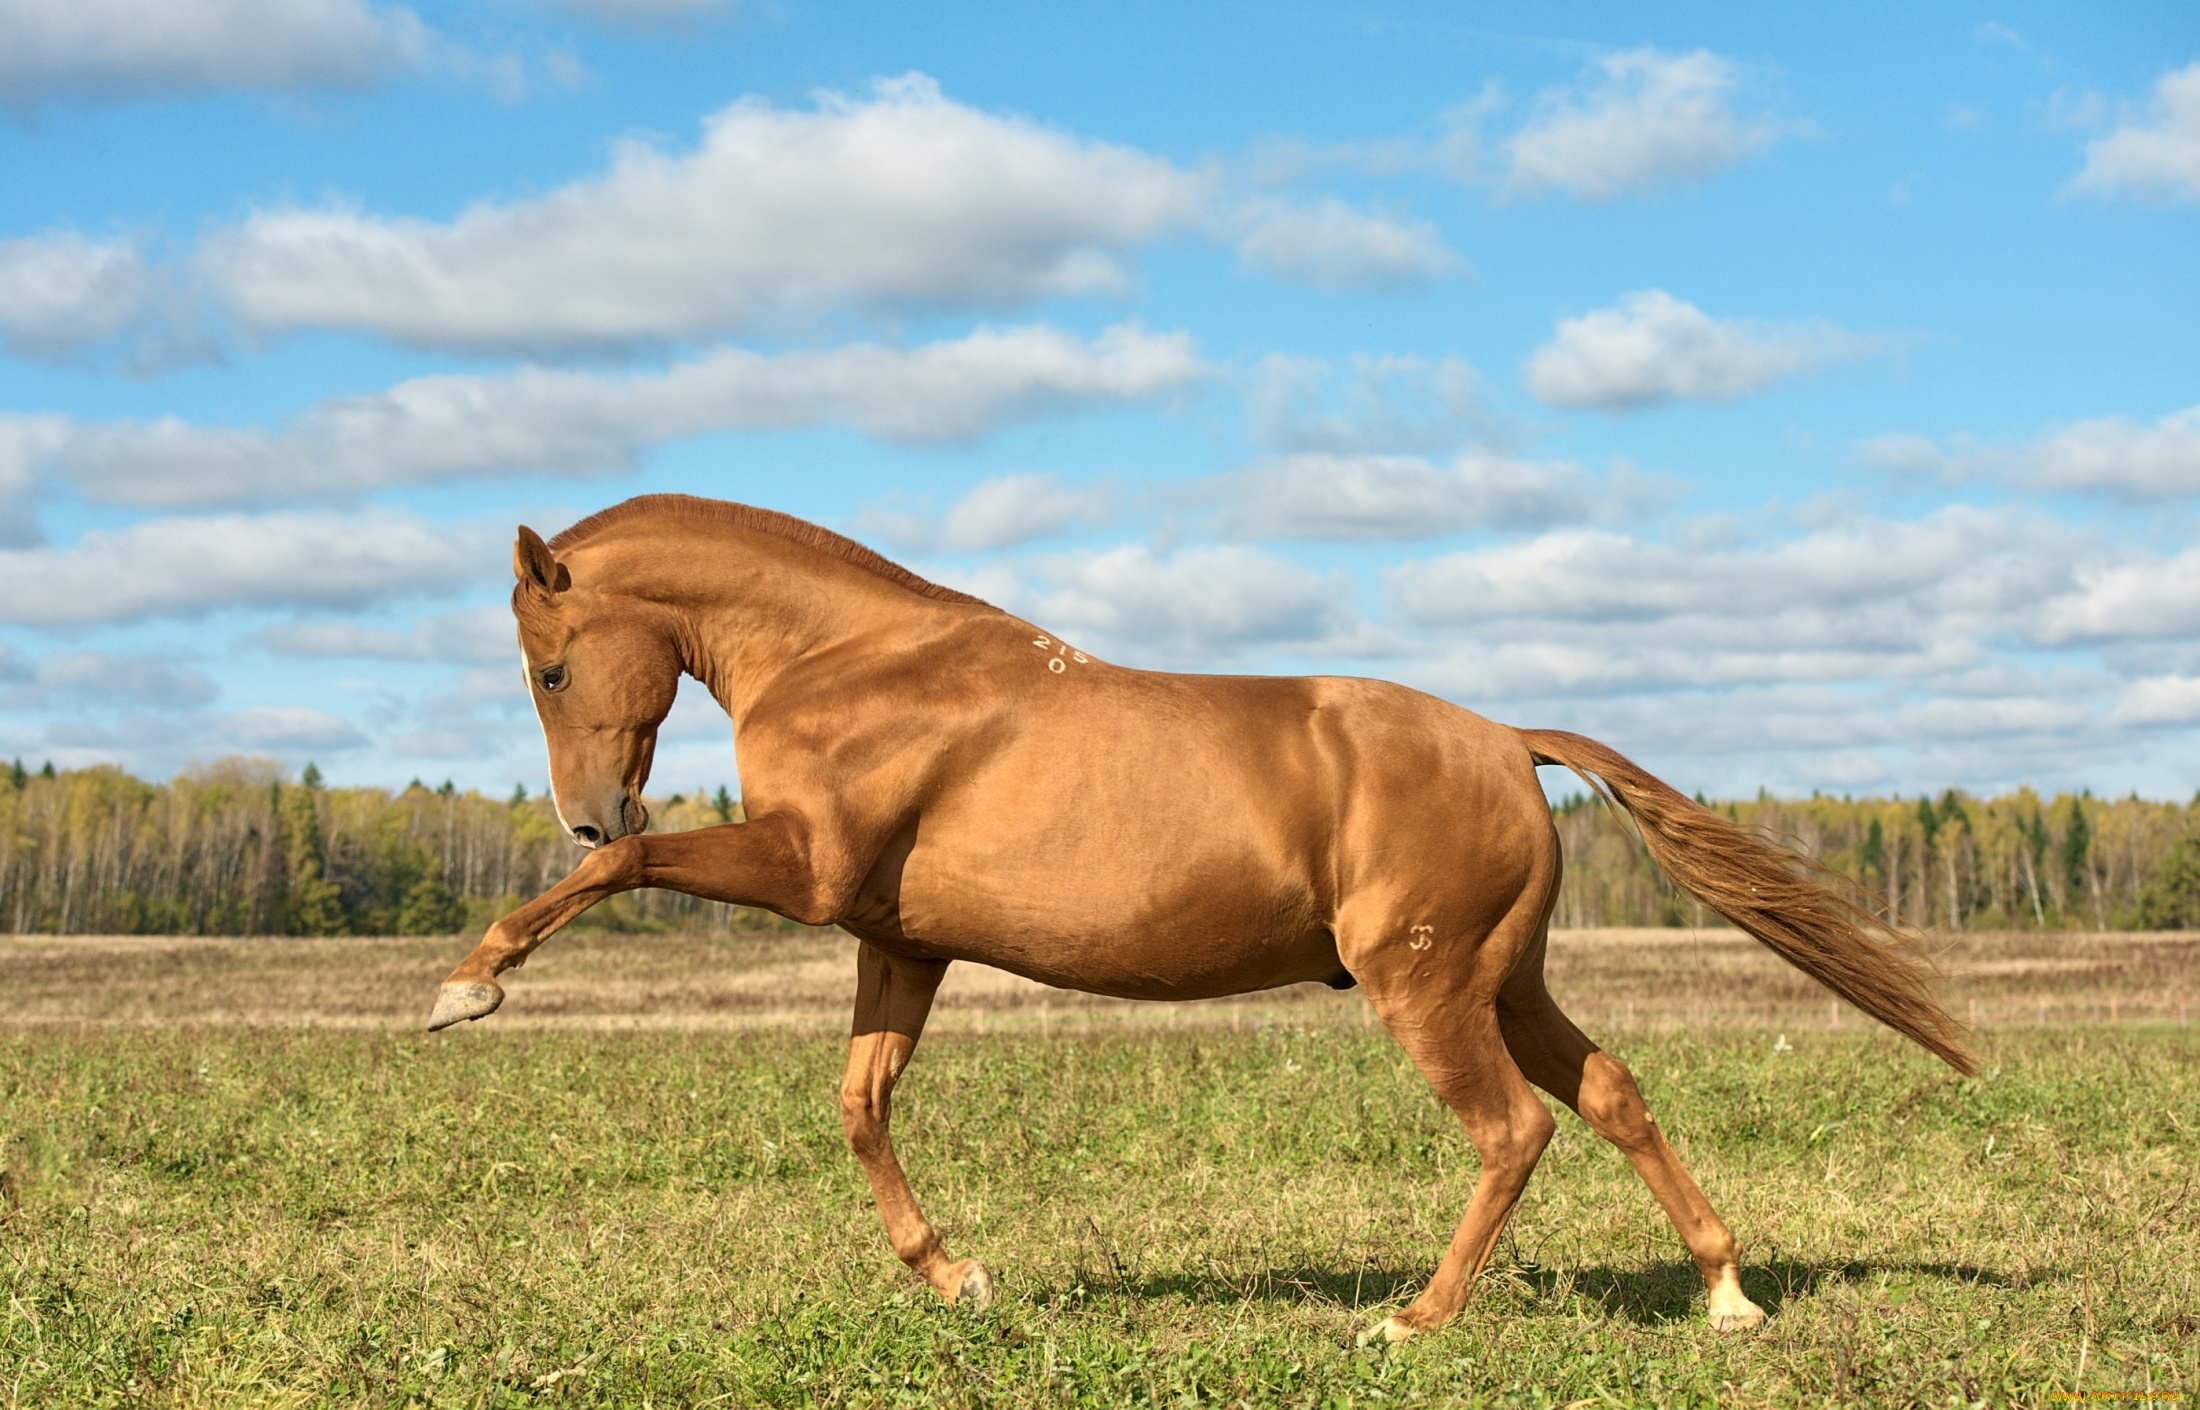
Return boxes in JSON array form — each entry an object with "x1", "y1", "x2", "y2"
[{"x1": 510, "y1": 525, "x2": 681, "y2": 848}]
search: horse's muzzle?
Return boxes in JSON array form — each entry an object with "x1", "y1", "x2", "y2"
[{"x1": 571, "y1": 793, "x2": 648, "y2": 848}]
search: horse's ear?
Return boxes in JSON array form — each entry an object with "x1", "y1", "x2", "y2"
[{"x1": 513, "y1": 526, "x2": 571, "y2": 598}]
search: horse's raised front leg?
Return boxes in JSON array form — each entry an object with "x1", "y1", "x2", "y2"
[
  {"x1": 841, "y1": 942, "x2": 991, "y2": 1306},
  {"x1": 427, "y1": 812, "x2": 822, "y2": 1030}
]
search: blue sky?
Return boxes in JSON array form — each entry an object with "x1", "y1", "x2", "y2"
[{"x1": 1, "y1": 0, "x2": 2195, "y2": 801}]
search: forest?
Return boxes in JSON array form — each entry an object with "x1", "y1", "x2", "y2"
[{"x1": 3, "y1": 755, "x2": 2198, "y2": 935}]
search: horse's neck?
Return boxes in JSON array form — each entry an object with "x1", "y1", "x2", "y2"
[{"x1": 602, "y1": 525, "x2": 954, "y2": 718}]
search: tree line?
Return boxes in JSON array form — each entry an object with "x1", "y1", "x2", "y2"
[
  {"x1": 0, "y1": 757, "x2": 773, "y2": 937},
  {"x1": 1551, "y1": 784, "x2": 2200, "y2": 931},
  {"x1": 4, "y1": 756, "x2": 2199, "y2": 935}
]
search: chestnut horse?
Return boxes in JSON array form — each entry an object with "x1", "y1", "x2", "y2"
[{"x1": 428, "y1": 494, "x2": 1969, "y2": 1342}]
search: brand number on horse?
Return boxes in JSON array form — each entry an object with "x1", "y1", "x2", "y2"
[
  {"x1": 1407, "y1": 924, "x2": 1434, "y2": 951},
  {"x1": 1032, "y1": 636, "x2": 1088, "y2": 675}
]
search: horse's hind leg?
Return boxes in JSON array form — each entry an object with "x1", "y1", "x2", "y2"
[
  {"x1": 1497, "y1": 969, "x2": 1765, "y2": 1331},
  {"x1": 840, "y1": 942, "x2": 991, "y2": 1306},
  {"x1": 1348, "y1": 918, "x2": 1557, "y2": 1342}
]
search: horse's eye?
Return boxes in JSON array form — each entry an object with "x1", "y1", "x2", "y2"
[{"x1": 539, "y1": 665, "x2": 568, "y2": 692}]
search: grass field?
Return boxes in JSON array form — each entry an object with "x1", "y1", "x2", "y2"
[{"x1": 1, "y1": 929, "x2": 2195, "y2": 1406}]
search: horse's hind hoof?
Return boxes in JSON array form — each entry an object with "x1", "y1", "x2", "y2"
[
  {"x1": 1709, "y1": 1300, "x2": 1766, "y2": 1333},
  {"x1": 947, "y1": 1259, "x2": 993, "y2": 1308},
  {"x1": 427, "y1": 981, "x2": 504, "y2": 1031}
]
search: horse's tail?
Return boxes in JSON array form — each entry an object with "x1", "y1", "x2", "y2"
[{"x1": 1519, "y1": 728, "x2": 1974, "y2": 1075}]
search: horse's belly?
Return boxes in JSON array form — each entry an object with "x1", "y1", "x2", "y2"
[{"x1": 891, "y1": 833, "x2": 1338, "y2": 1000}]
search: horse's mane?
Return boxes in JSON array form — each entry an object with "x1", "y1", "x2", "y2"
[{"x1": 549, "y1": 494, "x2": 995, "y2": 609}]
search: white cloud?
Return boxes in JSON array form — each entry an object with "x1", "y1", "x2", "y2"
[
  {"x1": 19, "y1": 322, "x2": 1201, "y2": 509},
  {"x1": 251, "y1": 605, "x2": 515, "y2": 665},
  {"x1": 2033, "y1": 406, "x2": 2200, "y2": 498},
  {"x1": 222, "y1": 706, "x2": 369, "y2": 750},
  {"x1": 201, "y1": 74, "x2": 1210, "y2": 352},
  {"x1": 1386, "y1": 507, "x2": 2094, "y2": 703},
  {"x1": 0, "y1": 0, "x2": 431, "y2": 107},
  {"x1": 1861, "y1": 404, "x2": 2200, "y2": 502},
  {"x1": 0, "y1": 232, "x2": 155, "y2": 359},
  {"x1": 1504, "y1": 49, "x2": 1780, "y2": 202},
  {"x1": 1212, "y1": 450, "x2": 1610, "y2": 542},
  {"x1": 1525, "y1": 289, "x2": 1873, "y2": 409},
  {"x1": 1242, "y1": 83, "x2": 1499, "y2": 189},
  {"x1": 860, "y1": 473, "x2": 1111, "y2": 554},
  {"x1": 1247, "y1": 353, "x2": 1488, "y2": 454},
  {"x1": 1018, "y1": 543, "x2": 1354, "y2": 664},
  {"x1": 0, "y1": 508, "x2": 486, "y2": 627},
  {"x1": 0, "y1": 652, "x2": 217, "y2": 709},
  {"x1": 2068, "y1": 62, "x2": 2200, "y2": 204},
  {"x1": 936, "y1": 475, "x2": 1111, "y2": 552},
  {"x1": 1354, "y1": 492, "x2": 2200, "y2": 781},
  {"x1": 1234, "y1": 198, "x2": 1461, "y2": 291},
  {"x1": 1392, "y1": 507, "x2": 2062, "y2": 631},
  {"x1": 1856, "y1": 431, "x2": 1964, "y2": 479},
  {"x1": 2031, "y1": 544, "x2": 2200, "y2": 647},
  {"x1": 544, "y1": 0, "x2": 738, "y2": 27},
  {"x1": 0, "y1": 415, "x2": 65, "y2": 545},
  {"x1": 2108, "y1": 675, "x2": 2200, "y2": 727},
  {"x1": 1407, "y1": 639, "x2": 1988, "y2": 705}
]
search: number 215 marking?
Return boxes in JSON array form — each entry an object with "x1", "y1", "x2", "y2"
[{"x1": 1032, "y1": 636, "x2": 1088, "y2": 674}]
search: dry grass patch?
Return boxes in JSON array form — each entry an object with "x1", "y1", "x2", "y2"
[{"x1": 2, "y1": 927, "x2": 2191, "y2": 1039}]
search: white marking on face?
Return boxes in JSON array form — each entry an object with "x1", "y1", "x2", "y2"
[{"x1": 1407, "y1": 924, "x2": 1434, "y2": 951}]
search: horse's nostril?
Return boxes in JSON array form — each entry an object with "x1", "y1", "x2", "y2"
[{"x1": 572, "y1": 825, "x2": 602, "y2": 847}]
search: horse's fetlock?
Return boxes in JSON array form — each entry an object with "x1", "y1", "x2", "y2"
[
  {"x1": 1696, "y1": 1231, "x2": 1741, "y2": 1273},
  {"x1": 890, "y1": 1226, "x2": 942, "y2": 1267}
]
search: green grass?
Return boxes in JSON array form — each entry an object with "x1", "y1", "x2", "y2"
[{"x1": 2, "y1": 1023, "x2": 2194, "y2": 1406}]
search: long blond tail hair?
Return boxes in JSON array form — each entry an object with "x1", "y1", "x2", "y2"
[{"x1": 1522, "y1": 729, "x2": 1974, "y2": 1074}]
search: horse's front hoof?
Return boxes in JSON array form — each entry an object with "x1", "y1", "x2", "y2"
[
  {"x1": 427, "y1": 981, "x2": 504, "y2": 1031},
  {"x1": 946, "y1": 1258, "x2": 993, "y2": 1308},
  {"x1": 1357, "y1": 1315, "x2": 1417, "y2": 1347}
]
